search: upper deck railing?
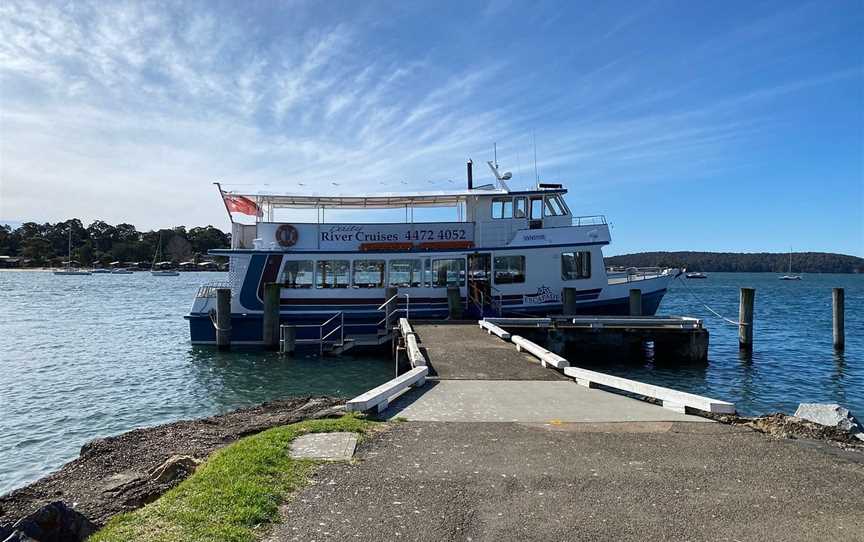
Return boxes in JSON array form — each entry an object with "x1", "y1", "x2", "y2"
[{"x1": 571, "y1": 215, "x2": 607, "y2": 226}]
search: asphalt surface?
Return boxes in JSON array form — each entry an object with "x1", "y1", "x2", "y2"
[
  {"x1": 412, "y1": 323, "x2": 567, "y2": 380},
  {"x1": 269, "y1": 421, "x2": 864, "y2": 542}
]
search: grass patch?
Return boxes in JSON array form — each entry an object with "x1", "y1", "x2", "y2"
[{"x1": 91, "y1": 414, "x2": 373, "y2": 542}]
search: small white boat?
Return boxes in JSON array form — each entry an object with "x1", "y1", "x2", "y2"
[
  {"x1": 111, "y1": 268, "x2": 134, "y2": 275},
  {"x1": 685, "y1": 272, "x2": 707, "y2": 279},
  {"x1": 779, "y1": 249, "x2": 801, "y2": 280},
  {"x1": 53, "y1": 228, "x2": 91, "y2": 276},
  {"x1": 91, "y1": 269, "x2": 112, "y2": 274},
  {"x1": 151, "y1": 234, "x2": 180, "y2": 276}
]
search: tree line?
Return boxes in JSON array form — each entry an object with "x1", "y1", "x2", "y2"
[
  {"x1": 604, "y1": 251, "x2": 864, "y2": 274},
  {"x1": 0, "y1": 220, "x2": 230, "y2": 267}
]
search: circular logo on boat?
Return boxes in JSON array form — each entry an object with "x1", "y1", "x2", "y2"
[{"x1": 275, "y1": 224, "x2": 298, "y2": 247}]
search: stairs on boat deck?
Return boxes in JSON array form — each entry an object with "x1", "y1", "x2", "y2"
[{"x1": 322, "y1": 330, "x2": 395, "y2": 355}]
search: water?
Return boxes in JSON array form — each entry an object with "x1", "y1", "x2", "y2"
[
  {"x1": 576, "y1": 272, "x2": 863, "y2": 418},
  {"x1": 0, "y1": 271, "x2": 393, "y2": 495},
  {"x1": 0, "y1": 271, "x2": 862, "y2": 495}
]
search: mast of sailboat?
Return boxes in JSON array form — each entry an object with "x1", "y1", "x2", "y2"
[{"x1": 67, "y1": 227, "x2": 72, "y2": 271}]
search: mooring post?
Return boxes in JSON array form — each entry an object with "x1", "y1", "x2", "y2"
[
  {"x1": 262, "y1": 282, "x2": 281, "y2": 350},
  {"x1": 384, "y1": 286, "x2": 398, "y2": 330},
  {"x1": 281, "y1": 325, "x2": 296, "y2": 354},
  {"x1": 447, "y1": 286, "x2": 463, "y2": 319},
  {"x1": 738, "y1": 287, "x2": 755, "y2": 350},
  {"x1": 216, "y1": 288, "x2": 231, "y2": 350},
  {"x1": 833, "y1": 287, "x2": 844, "y2": 351},
  {"x1": 562, "y1": 287, "x2": 577, "y2": 315},
  {"x1": 629, "y1": 289, "x2": 642, "y2": 317}
]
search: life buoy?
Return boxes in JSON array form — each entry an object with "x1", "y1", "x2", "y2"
[{"x1": 275, "y1": 224, "x2": 298, "y2": 247}]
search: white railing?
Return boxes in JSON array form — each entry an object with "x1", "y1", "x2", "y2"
[
  {"x1": 285, "y1": 311, "x2": 344, "y2": 355},
  {"x1": 376, "y1": 292, "x2": 410, "y2": 327},
  {"x1": 195, "y1": 281, "x2": 231, "y2": 298},
  {"x1": 571, "y1": 215, "x2": 607, "y2": 226}
]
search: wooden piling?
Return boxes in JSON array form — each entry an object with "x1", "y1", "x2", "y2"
[
  {"x1": 281, "y1": 325, "x2": 296, "y2": 353},
  {"x1": 562, "y1": 287, "x2": 577, "y2": 315},
  {"x1": 629, "y1": 289, "x2": 642, "y2": 317},
  {"x1": 262, "y1": 282, "x2": 281, "y2": 350},
  {"x1": 738, "y1": 287, "x2": 755, "y2": 350},
  {"x1": 447, "y1": 286, "x2": 463, "y2": 319},
  {"x1": 833, "y1": 287, "x2": 844, "y2": 351},
  {"x1": 216, "y1": 288, "x2": 231, "y2": 350}
]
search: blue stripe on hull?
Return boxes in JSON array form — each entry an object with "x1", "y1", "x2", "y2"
[{"x1": 188, "y1": 289, "x2": 666, "y2": 344}]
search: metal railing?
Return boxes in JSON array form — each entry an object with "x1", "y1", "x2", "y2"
[
  {"x1": 376, "y1": 292, "x2": 410, "y2": 328},
  {"x1": 571, "y1": 215, "x2": 607, "y2": 226},
  {"x1": 283, "y1": 311, "x2": 344, "y2": 355},
  {"x1": 195, "y1": 281, "x2": 231, "y2": 298}
]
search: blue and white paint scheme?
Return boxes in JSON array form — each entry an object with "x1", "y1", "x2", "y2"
[{"x1": 188, "y1": 167, "x2": 678, "y2": 346}]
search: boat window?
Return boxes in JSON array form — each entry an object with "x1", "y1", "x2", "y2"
[
  {"x1": 514, "y1": 197, "x2": 527, "y2": 219},
  {"x1": 530, "y1": 197, "x2": 544, "y2": 220},
  {"x1": 281, "y1": 260, "x2": 314, "y2": 288},
  {"x1": 432, "y1": 258, "x2": 466, "y2": 287},
  {"x1": 561, "y1": 251, "x2": 592, "y2": 280},
  {"x1": 389, "y1": 259, "x2": 422, "y2": 288},
  {"x1": 555, "y1": 195, "x2": 571, "y2": 215},
  {"x1": 491, "y1": 197, "x2": 513, "y2": 219},
  {"x1": 494, "y1": 255, "x2": 526, "y2": 284},
  {"x1": 316, "y1": 260, "x2": 350, "y2": 288},
  {"x1": 352, "y1": 259, "x2": 385, "y2": 288},
  {"x1": 423, "y1": 258, "x2": 432, "y2": 287},
  {"x1": 544, "y1": 196, "x2": 564, "y2": 217}
]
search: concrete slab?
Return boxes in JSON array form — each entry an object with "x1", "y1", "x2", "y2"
[
  {"x1": 412, "y1": 323, "x2": 566, "y2": 380},
  {"x1": 383, "y1": 380, "x2": 710, "y2": 423},
  {"x1": 289, "y1": 432, "x2": 357, "y2": 461}
]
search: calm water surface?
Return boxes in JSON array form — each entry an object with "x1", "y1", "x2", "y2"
[{"x1": 0, "y1": 270, "x2": 862, "y2": 494}]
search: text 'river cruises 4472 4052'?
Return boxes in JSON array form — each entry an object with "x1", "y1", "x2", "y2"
[{"x1": 187, "y1": 161, "x2": 680, "y2": 346}]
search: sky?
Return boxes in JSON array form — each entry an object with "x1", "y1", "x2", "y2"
[{"x1": 0, "y1": 0, "x2": 862, "y2": 256}]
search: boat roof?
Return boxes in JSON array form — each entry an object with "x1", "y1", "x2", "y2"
[{"x1": 221, "y1": 185, "x2": 567, "y2": 209}]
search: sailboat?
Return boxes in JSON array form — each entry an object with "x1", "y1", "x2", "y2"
[
  {"x1": 151, "y1": 232, "x2": 180, "y2": 276},
  {"x1": 779, "y1": 248, "x2": 802, "y2": 280},
  {"x1": 53, "y1": 227, "x2": 91, "y2": 276}
]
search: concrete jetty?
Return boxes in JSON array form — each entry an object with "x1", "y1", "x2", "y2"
[{"x1": 275, "y1": 321, "x2": 863, "y2": 541}]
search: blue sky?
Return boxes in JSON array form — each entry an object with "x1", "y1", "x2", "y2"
[{"x1": 0, "y1": 0, "x2": 861, "y2": 256}]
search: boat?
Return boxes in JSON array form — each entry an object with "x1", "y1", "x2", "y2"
[
  {"x1": 685, "y1": 272, "x2": 707, "y2": 279},
  {"x1": 779, "y1": 249, "x2": 802, "y2": 280},
  {"x1": 53, "y1": 228, "x2": 91, "y2": 276},
  {"x1": 186, "y1": 161, "x2": 680, "y2": 346},
  {"x1": 111, "y1": 268, "x2": 134, "y2": 274},
  {"x1": 91, "y1": 268, "x2": 112, "y2": 274},
  {"x1": 151, "y1": 234, "x2": 180, "y2": 276}
]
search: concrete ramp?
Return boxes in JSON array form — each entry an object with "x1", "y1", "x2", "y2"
[{"x1": 383, "y1": 380, "x2": 708, "y2": 423}]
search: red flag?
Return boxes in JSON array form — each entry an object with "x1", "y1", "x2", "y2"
[{"x1": 223, "y1": 194, "x2": 262, "y2": 216}]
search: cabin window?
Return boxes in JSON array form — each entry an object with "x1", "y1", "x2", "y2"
[
  {"x1": 491, "y1": 197, "x2": 513, "y2": 219},
  {"x1": 530, "y1": 197, "x2": 544, "y2": 220},
  {"x1": 352, "y1": 259, "x2": 385, "y2": 288},
  {"x1": 544, "y1": 196, "x2": 565, "y2": 216},
  {"x1": 432, "y1": 258, "x2": 466, "y2": 287},
  {"x1": 514, "y1": 197, "x2": 527, "y2": 219},
  {"x1": 556, "y1": 195, "x2": 571, "y2": 215},
  {"x1": 316, "y1": 260, "x2": 350, "y2": 288},
  {"x1": 389, "y1": 259, "x2": 422, "y2": 288},
  {"x1": 494, "y1": 255, "x2": 526, "y2": 284},
  {"x1": 281, "y1": 260, "x2": 314, "y2": 288},
  {"x1": 423, "y1": 258, "x2": 433, "y2": 287},
  {"x1": 561, "y1": 251, "x2": 592, "y2": 280}
]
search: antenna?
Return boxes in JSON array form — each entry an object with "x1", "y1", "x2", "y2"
[
  {"x1": 493, "y1": 142, "x2": 498, "y2": 168},
  {"x1": 532, "y1": 131, "x2": 539, "y2": 186}
]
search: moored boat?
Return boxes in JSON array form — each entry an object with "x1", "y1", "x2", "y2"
[
  {"x1": 685, "y1": 272, "x2": 708, "y2": 279},
  {"x1": 187, "y1": 162, "x2": 679, "y2": 346}
]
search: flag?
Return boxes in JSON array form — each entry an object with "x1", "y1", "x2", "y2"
[{"x1": 223, "y1": 194, "x2": 262, "y2": 216}]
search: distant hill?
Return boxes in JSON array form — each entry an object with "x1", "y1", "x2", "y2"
[{"x1": 605, "y1": 251, "x2": 864, "y2": 274}]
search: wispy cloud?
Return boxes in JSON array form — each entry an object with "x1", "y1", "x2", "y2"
[{"x1": 0, "y1": 0, "x2": 860, "y2": 233}]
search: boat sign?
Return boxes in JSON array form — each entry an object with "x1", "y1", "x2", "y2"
[{"x1": 256, "y1": 222, "x2": 475, "y2": 251}]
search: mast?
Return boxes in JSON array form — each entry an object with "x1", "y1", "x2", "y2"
[{"x1": 67, "y1": 227, "x2": 72, "y2": 271}]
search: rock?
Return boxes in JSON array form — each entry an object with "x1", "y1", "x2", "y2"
[
  {"x1": 310, "y1": 404, "x2": 348, "y2": 420},
  {"x1": 147, "y1": 455, "x2": 199, "y2": 485},
  {"x1": 793, "y1": 403, "x2": 863, "y2": 439},
  {"x1": 2, "y1": 501, "x2": 95, "y2": 542}
]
